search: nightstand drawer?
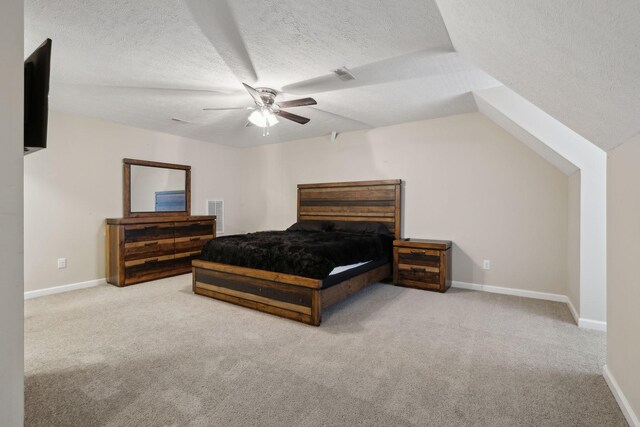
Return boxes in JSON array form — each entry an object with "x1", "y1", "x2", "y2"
[
  {"x1": 397, "y1": 247, "x2": 440, "y2": 267},
  {"x1": 397, "y1": 264, "x2": 440, "y2": 288}
]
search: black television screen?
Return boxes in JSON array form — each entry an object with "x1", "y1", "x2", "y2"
[{"x1": 24, "y1": 38, "x2": 52, "y2": 155}]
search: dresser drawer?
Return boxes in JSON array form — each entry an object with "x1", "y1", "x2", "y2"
[
  {"x1": 174, "y1": 235, "x2": 213, "y2": 253},
  {"x1": 173, "y1": 251, "x2": 203, "y2": 273},
  {"x1": 174, "y1": 221, "x2": 215, "y2": 238},
  {"x1": 124, "y1": 223, "x2": 174, "y2": 242},
  {"x1": 396, "y1": 247, "x2": 440, "y2": 267},
  {"x1": 124, "y1": 256, "x2": 177, "y2": 284},
  {"x1": 124, "y1": 254, "x2": 175, "y2": 268},
  {"x1": 124, "y1": 239, "x2": 174, "y2": 261}
]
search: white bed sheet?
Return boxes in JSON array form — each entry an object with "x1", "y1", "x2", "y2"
[{"x1": 328, "y1": 260, "x2": 374, "y2": 276}]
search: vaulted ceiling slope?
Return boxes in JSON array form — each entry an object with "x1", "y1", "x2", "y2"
[
  {"x1": 24, "y1": 0, "x2": 499, "y2": 147},
  {"x1": 436, "y1": 0, "x2": 640, "y2": 152}
]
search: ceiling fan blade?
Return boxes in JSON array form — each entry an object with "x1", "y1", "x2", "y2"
[
  {"x1": 185, "y1": 0, "x2": 258, "y2": 84},
  {"x1": 275, "y1": 110, "x2": 310, "y2": 125},
  {"x1": 277, "y1": 97, "x2": 317, "y2": 108},
  {"x1": 242, "y1": 83, "x2": 265, "y2": 107},
  {"x1": 203, "y1": 106, "x2": 252, "y2": 111},
  {"x1": 282, "y1": 48, "x2": 468, "y2": 95}
]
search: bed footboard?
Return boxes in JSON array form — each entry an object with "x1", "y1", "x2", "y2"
[
  {"x1": 192, "y1": 260, "x2": 323, "y2": 325},
  {"x1": 192, "y1": 260, "x2": 391, "y2": 326}
]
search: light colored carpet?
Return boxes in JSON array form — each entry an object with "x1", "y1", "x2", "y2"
[{"x1": 25, "y1": 275, "x2": 626, "y2": 427}]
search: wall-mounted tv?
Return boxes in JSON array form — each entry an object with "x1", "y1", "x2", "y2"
[{"x1": 24, "y1": 38, "x2": 52, "y2": 155}]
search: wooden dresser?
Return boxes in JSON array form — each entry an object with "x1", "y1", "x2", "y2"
[
  {"x1": 106, "y1": 216, "x2": 216, "y2": 286},
  {"x1": 393, "y1": 239, "x2": 452, "y2": 293}
]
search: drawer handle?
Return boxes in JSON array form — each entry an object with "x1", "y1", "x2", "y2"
[
  {"x1": 144, "y1": 242, "x2": 159, "y2": 246},
  {"x1": 190, "y1": 237, "x2": 201, "y2": 242},
  {"x1": 410, "y1": 267, "x2": 426, "y2": 272},
  {"x1": 410, "y1": 250, "x2": 425, "y2": 255},
  {"x1": 145, "y1": 258, "x2": 159, "y2": 264},
  {"x1": 143, "y1": 225, "x2": 158, "y2": 230}
]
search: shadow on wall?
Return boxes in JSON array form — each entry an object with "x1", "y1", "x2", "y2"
[{"x1": 451, "y1": 243, "x2": 474, "y2": 284}]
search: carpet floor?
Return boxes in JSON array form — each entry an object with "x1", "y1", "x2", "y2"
[{"x1": 25, "y1": 275, "x2": 626, "y2": 426}]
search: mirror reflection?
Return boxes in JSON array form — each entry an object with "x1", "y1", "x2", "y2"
[{"x1": 130, "y1": 165, "x2": 187, "y2": 212}]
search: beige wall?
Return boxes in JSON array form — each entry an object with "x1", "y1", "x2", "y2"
[
  {"x1": 607, "y1": 133, "x2": 640, "y2": 421},
  {"x1": 24, "y1": 110, "x2": 246, "y2": 292},
  {"x1": 25, "y1": 111, "x2": 572, "y2": 298},
  {"x1": 0, "y1": 0, "x2": 24, "y2": 424},
  {"x1": 567, "y1": 171, "x2": 581, "y2": 314},
  {"x1": 242, "y1": 112, "x2": 569, "y2": 294}
]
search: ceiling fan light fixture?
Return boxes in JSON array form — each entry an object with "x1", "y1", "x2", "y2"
[{"x1": 248, "y1": 109, "x2": 279, "y2": 127}]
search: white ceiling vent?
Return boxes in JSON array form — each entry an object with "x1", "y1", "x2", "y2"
[
  {"x1": 333, "y1": 67, "x2": 356, "y2": 81},
  {"x1": 206, "y1": 199, "x2": 224, "y2": 234}
]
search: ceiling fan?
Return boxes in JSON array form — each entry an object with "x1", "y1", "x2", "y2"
[{"x1": 203, "y1": 83, "x2": 317, "y2": 136}]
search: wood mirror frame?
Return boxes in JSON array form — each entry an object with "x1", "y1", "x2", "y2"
[{"x1": 123, "y1": 158, "x2": 191, "y2": 218}]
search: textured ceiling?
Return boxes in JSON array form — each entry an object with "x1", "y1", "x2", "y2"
[
  {"x1": 24, "y1": 0, "x2": 499, "y2": 147},
  {"x1": 436, "y1": 0, "x2": 640, "y2": 151}
]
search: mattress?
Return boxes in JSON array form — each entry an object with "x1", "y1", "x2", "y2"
[{"x1": 199, "y1": 230, "x2": 392, "y2": 279}]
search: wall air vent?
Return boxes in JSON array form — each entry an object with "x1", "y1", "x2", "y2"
[
  {"x1": 206, "y1": 199, "x2": 224, "y2": 234},
  {"x1": 333, "y1": 67, "x2": 356, "y2": 81}
]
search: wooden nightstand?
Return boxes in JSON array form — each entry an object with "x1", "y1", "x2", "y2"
[{"x1": 393, "y1": 239, "x2": 452, "y2": 292}]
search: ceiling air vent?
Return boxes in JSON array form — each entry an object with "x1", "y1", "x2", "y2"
[
  {"x1": 206, "y1": 199, "x2": 224, "y2": 234},
  {"x1": 333, "y1": 67, "x2": 356, "y2": 81}
]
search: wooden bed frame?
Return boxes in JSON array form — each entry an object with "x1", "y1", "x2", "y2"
[{"x1": 192, "y1": 179, "x2": 402, "y2": 326}]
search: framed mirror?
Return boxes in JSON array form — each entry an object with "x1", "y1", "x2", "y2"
[{"x1": 123, "y1": 158, "x2": 191, "y2": 218}]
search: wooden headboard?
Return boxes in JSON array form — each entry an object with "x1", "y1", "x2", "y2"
[{"x1": 297, "y1": 179, "x2": 402, "y2": 239}]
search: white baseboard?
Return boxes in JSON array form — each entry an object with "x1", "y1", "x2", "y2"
[
  {"x1": 451, "y1": 281, "x2": 606, "y2": 331},
  {"x1": 578, "y1": 318, "x2": 607, "y2": 331},
  {"x1": 604, "y1": 365, "x2": 640, "y2": 427},
  {"x1": 24, "y1": 278, "x2": 106, "y2": 300},
  {"x1": 566, "y1": 297, "x2": 580, "y2": 324},
  {"x1": 452, "y1": 280, "x2": 567, "y2": 302}
]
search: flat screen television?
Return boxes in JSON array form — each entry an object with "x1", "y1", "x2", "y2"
[{"x1": 24, "y1": 38, "x2": 52, "y2": 155}]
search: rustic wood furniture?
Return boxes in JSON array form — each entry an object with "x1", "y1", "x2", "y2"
[
  {"x1": 192, "y1": 179, "x2": 402, "y2": 326},
  {"x1": 393, "y1": 239, "x2": 452, "y2": 292},
  {"x1": 106, "y1": 159, "x2": 215, "y2": 286},
  {"x1": 106, "y1": 216, "x2": 216, "y2": 286},
  {"x1": 123, "y1": 158, "x2": 191, "y2": 218}
]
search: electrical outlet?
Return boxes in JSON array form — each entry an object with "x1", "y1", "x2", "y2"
[
  {"x1": 57, "y1": 258, "x2": 67, "y2": 269},
  {"x1": 482, "y1": 260, "x2": 491, "y2": 270}
]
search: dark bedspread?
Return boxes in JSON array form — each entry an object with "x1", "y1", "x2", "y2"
[{"x1": 200, "y1": 230, "x2": 392, "y2": 279}]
